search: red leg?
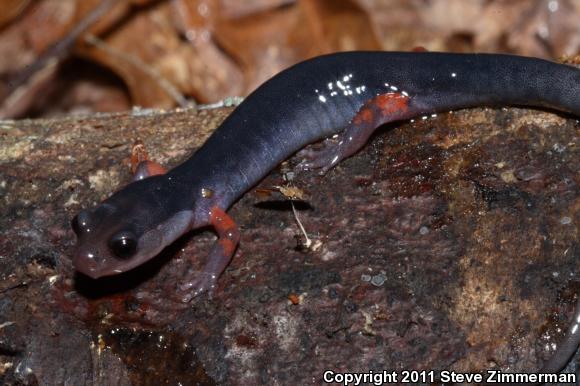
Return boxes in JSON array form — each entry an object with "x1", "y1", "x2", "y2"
[
  {"x1": 299, "y1": 92, "x2": 412, "y2": 173},
  {"x1": 178, "y1": 206, "x2": 240, "y2": 302},
  {"x1": 133, "y1": 161, "x2": 168, "y2": 181},
  {"x1": 130, "y1": 140, "x2": 167, "y2": 181}
]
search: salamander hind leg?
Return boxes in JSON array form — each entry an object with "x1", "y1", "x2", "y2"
[{"x1": 299, "y1": 92, "x2": 413, "y2": 174}]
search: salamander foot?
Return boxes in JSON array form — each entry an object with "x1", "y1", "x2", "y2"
[
  {"x1": 177, "y1": 272, "x2": 218, "y2": 302},
  {"x1": 297, "y1": 138, "x2": 345, "y2": 174}
]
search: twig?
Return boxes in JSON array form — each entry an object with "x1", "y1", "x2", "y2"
[
  {"x1": 291, "y1": 200, "x2": 312, "y2": 248},
  {"x1": 0, "y1": 0, "x2": 117, "y2": 118}
]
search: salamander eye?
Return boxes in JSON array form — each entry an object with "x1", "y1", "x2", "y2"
[
  {"x1": 71, "y1": 210, "x2": 91, "y2": 235},
  {"x1": 108, "y1": 232, "x2": 137, "y2": 259}
]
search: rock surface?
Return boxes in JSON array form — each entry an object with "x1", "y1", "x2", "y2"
[{"x1": 0, "y1": 105, "x2": 578, "y2": 385}]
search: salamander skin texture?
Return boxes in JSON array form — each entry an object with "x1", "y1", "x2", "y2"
[{"x1": 71, "y1": 51, "x2": 580, "y2": 376}]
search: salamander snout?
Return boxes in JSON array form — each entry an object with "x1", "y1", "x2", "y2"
[
  {"x1": 71, "y1": 207, "x2": 142, "y2": 278},
  {"x1": 73, "y1": 250, "x2": 100, "y2": 279}
]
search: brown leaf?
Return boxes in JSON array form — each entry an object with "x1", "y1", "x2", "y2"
[{"x1": 0, "y1": 0, "x2": 31, "y2": 29}]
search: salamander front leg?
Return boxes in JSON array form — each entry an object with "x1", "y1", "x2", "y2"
[
  {"x1": 178, "y1": 206, "x2": 240, "y2": 302},
  {"x1": 299, "y1": 92, "x2": 412, "y2": 173},
  {"x1": 130, "y1": 140, "x2": 167, "y2": 181}
]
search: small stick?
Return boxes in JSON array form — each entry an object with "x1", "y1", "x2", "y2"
[
  {"x1": 0, "y1": 0, "x2": 117, "y2": 118},
  {"x1": 291, "y1": 200, "x2": 312, "y2": 249}
]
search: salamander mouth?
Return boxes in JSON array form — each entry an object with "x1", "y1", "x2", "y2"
[
  {"x1": 78, "y1": 267, "x2": 101, "y2": 279},
  {"x1": 72, "y1": 247, "x2": 130, "y2": 279},
  {"x1": 73, "y1": 251, "x2": 147, "y2": 279},
  {"x1": 72, "y1": 239, "x2": 165, "y2": 279}
]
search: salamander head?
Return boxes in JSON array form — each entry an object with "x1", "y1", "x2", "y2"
[{"x1": 71, "y1": 177, "x2": 195, "y2": 279}]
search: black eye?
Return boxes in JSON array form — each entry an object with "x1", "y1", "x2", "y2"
[
  {"x1": 108, "y1": 232, "x2": 137, "y2": 259},
  {"x1": 71, "y1": 210, "x2": 91, "y2": 235}
]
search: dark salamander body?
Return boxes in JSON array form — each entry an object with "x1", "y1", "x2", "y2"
[
  {"x1": 71, "y1": 52, "x2": 580, "y2": 377},
  {"x1": 179, "y1": 52, "x2": 580, "y2": 207}
]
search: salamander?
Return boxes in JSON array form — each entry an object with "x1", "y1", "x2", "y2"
[{"x1": 71, "y1": 51, "x2": 580, "y2": 374}]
